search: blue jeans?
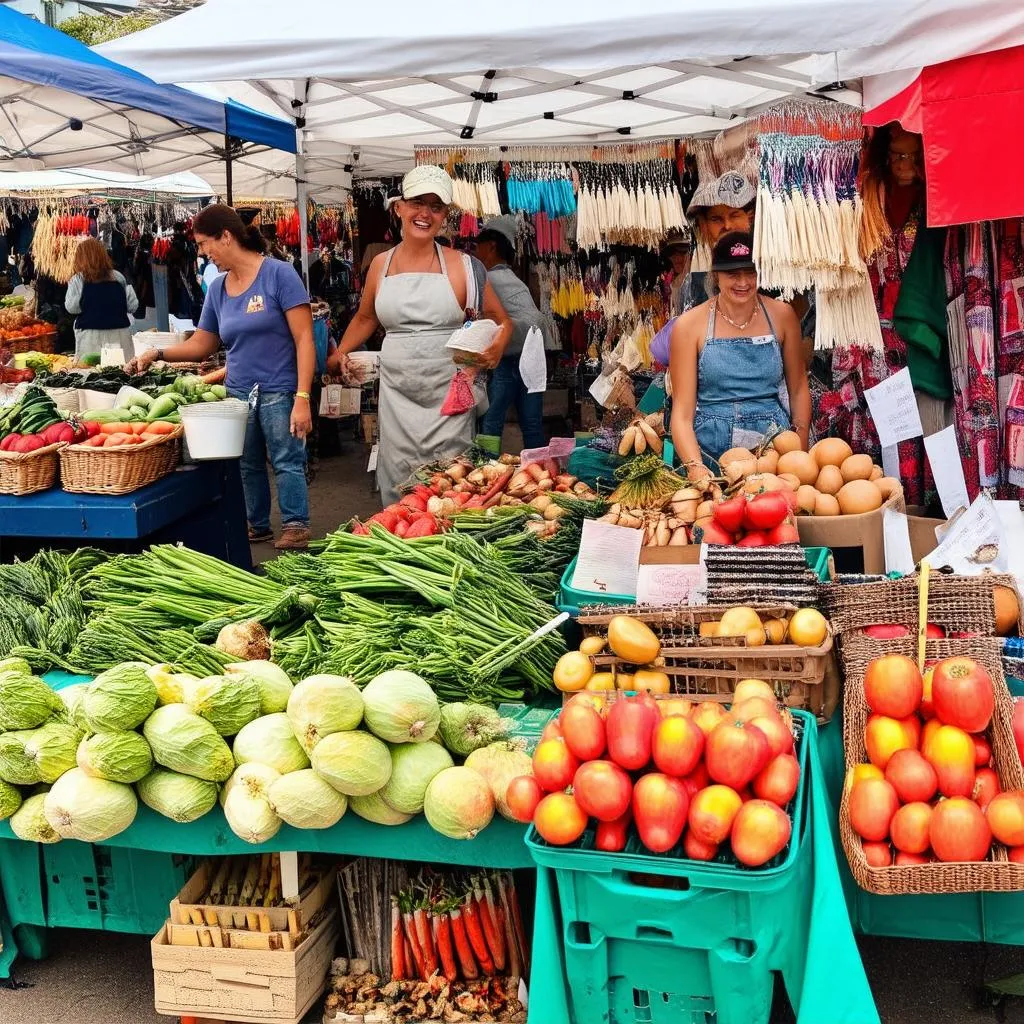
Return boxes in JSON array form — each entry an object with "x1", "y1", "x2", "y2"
[
  {"x1": 230, "y1": 388, "x2": 309, "y2": 531},
  {"x1": 480, "y1": 355, "x2": 546, "y2": 450}
]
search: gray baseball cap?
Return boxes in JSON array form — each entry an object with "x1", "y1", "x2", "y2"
[
  {"x1": 688, "y1": 171, "x2": 757, "y2": 213},
  {"x1": 480, "y1": 215, "x2": 517, "y2": 249}
]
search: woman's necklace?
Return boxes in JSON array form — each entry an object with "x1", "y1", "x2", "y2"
[{"x1": 716, "y1": 299, "x2": 758, "y2": 332}]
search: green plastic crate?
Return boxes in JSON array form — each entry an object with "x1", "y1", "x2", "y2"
[{"x1": 527, "y1": 711, "x2": 814, "y2": 1024}]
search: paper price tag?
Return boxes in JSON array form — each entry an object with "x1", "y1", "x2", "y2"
[
  {"x1": 923, "y1": 426, "x2": 970, "y2": 518},
  {"x1": 881, "y1": 444, "x2": 901, "y2": 480},
  {"x1": 367, "y1": 444, "x2": 378, "y2": 473},
  {"x1": 864, "y1": 369, "x2": 924, "y2": 449},
  {"x1": 571, "y1": 520, "x2": 643, "y2": 597},
  {"x1": 928, "y1": 492, "x2": 1006, "y2": 575},
  {"x1": 883, "y1": 508, "x2": 915, "y2": 576},
  {"x1": 636, "y1": 563, "x2": 705, "y2": 606}
]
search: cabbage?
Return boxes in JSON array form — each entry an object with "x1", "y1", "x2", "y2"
[
  {"x1": 310, "y1": 730, "x2": 391, "y2": 796},
  {"x1": 0, "y1": 730, "x2": 40, "y2": 784},
  {"x1": 465, "y1": 741, "x2": 533, "y2": 820},
  {"x1": 222, "y1": 764, "x2": 282, "y2": 844},
  {"x1": 268, "y1": 769, "x2": 347, "y2": 829},
  {"x1": 187, "y1": 675, "x2": 262, "y2": 736},
  {"x1": 146, "y1": 664, "x2": 200, "y2": 706},
  {"x1": 361, "y1": 671, "x2": 440, "y2": 743},
  {"x1": 220, "y1": 760, "x2": 280, "y2": 805},
  {"x1": 438, "y1": 703, "x2": 509, "y2": 757},
  {"x1": 287, "y1": 674, "x2": 363, "y2": 753},
  {"x1": 82, "y1": 663, "x2": 158, "y2": 732},
  {"x1": 57, "y1": 684, "x2": 90, "y2": 731},
  {"x1": 143, "y1": 705, "x2": 235, "y2": 782},
  {"x1": 349, "y1": 791, "x2": 413, "y2": 826},
  {"x1": 233, "y1": 713, "x2": 309, "y2": 774},
  {"x1": 380, "y1": 742, "x2": 454, "y2": 815},
  {"x1": 136, "y1": 769, "x2": 218, "y2": 823},
  {"x1": 77, "y1": 731, "x2": 153, "y2": 783},
  {"x1": 0, "y1": 778, "x2": 22, "y2": 820},
  {"x1": 10, "y1": 793, "x2": 61, "y2": 843},
  {"x1": 0, "y1": 672, "x2": 59, "y2": 731},
  {"x1": 44, "y1": 768, "x2": 137, "y2": 842},
  {"x1": 225, "y1": 661, "x2": 294, "y2": 714},
  {"x1": 23, "y1": 721, "x2": 82, "y2": 783},
  {"x1": 423, "y1": 766, "x2": 495, "y2": 840}
]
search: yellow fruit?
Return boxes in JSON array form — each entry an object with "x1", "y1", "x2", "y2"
[
  {"x1": 810, "y1": 437, "x2": 854, "y2": 468},
  {"x1": 734, "y1": 679, "x2": 776, "y2": 704},
  {"x1": 777, "y1": 473, "x2": 802, "y2": 492},
  {"x1": 717, "y1": 606, "x2": 763, "y2": 638},
  {"x1": 815, "y1": 464, "x2": 844, "y2": 496},
  {"x1": 869, "y1": 465, "x2": 883, "y2": 481},
  {"x1": 764, "y1": 618, "x2": 787, "y2": 645},
  {"x1": 776, "y1": 450, "x2": 819, "y2": 485},
  {"x1": 579, "y1": 636, "x2": 606, "y2": 656},
  {"x1": 840, "y1": 453, "x2": 874, "y2": 482},
  {"x1": 788, "y1": 608, "x2": 828, "y2": 648},
  {"x1": 553, "y1": 651, "x2": 593, "y2": 692},
  {"x1": 994, "y1": 586, "x2": 1020, "y2": 636},
  {"x1": 607, "y1": 615, "x2": 660, "y2": 663},
  {"x1": 614, "y1": 673, "x2": 635, "y2": 690},
  {"x1": 796, "y1": 484, "x2": 818, "y2": 515},
  {"x1": 772, "y1": 430, "x2": 803, "y2": 455},
  {"x1": 743, "y1": 627, "x2": 767, "y2": 648},
  {"x1": 756, "y1": 450, "x2": 779, "y2": 475},
  {"x1": 633, "y1": 670, "x2": 671, "y2": 695},
  {"x1": 699, "y1": 622, "x2": 720, "y2": 638},
  {"x1": 875, "y1": 476, "x2": 902, "y2": 501},
  {"x1": 837, "y1": 479, "x2": 883, "y2": 515},
  {"x1": 585, "y1": 672, "x2": 616, "y2": 691},
  {"x1": 814, "y1": 492, "x2": 840, "y2": 516},
  {"x1": 719, "y1": 447, "x2": 754, "y2": 467}
]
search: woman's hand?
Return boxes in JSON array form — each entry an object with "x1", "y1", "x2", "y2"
[
  {"x1": 475, "y1": 340, "x2": 505, "y2": 371},
  {"x1": 124, "y1": 349, "x2": 159, "y2": 376},
  {"x1": 290, "y1": 396, "x2": 313, "y2": 439}
]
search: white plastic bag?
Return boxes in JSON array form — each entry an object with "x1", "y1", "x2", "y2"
[{"x1": 519, "y1": 326, "x2": 547, "y2": 394}]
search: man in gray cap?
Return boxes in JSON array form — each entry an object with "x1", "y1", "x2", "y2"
[{"x1": 474, "y1": 216, "x2": 546, "y2": 449}]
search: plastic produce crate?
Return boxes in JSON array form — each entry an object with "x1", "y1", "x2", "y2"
[{"x1": 527, "y1": 710, "x2": 814, "y2": 1024}]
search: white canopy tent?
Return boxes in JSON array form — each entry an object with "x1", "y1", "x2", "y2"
[
  {"x1": 0, "y1": 167, "x2": 215, "y2": 198},
  {"x1": 100, "y1": 0, "x2": 1024, "y2": 181}
]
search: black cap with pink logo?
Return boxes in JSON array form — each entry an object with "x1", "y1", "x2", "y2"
[{"x1": 710, "y1": 231, "x2": 756, "y2": 272}]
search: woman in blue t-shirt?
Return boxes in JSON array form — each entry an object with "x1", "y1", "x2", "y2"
[{"x1": 127, "y1": 204, "x2": 315, "y2": 551}]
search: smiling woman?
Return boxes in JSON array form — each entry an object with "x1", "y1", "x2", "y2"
[
  {"x1": 668, "y1": 231, "x2": 811, "y2": 480},
  {"x1": 330, "y1": 165, "x2": 514, "y2": 505}
]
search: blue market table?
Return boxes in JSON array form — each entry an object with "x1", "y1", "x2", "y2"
[{"x1": 0, "y1": 460, "x2": 250, "y2": 568}]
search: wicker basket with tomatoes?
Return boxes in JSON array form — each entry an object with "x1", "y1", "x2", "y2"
[
  {"x1": 841, "y1": 637, "x2": 1024, "y2": 894},
  {"x1": 59, "y1": 422, "x2": 182, "y2": 495}
]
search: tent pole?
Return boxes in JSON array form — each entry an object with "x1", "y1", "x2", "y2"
[
  {"x1": 224, "y1": 133, "x2": 234, "y2": 206},
  {"x1": 296, "y1": 151, "x2": 310, "y2": 289}
]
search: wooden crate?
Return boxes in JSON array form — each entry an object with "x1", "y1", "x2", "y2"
[
  {"x1": 151, "y1": 909, "x2": 338, "y2": 1024},
  {"x1": 171, "y1": 860, "x2": 335, "y2": 936}
]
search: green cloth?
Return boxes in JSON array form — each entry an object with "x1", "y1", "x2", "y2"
[{"x1": 893, "y1": 226, "x2": 953, "y2": 399}]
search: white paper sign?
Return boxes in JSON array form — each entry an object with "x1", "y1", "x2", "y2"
[
  {"x1": 588, "y1": 373, "x2": 615, "y2": 408},
  {"x1": 367, "y1": 444, "x2": 379, "y2": 473},
  {"x1": 995, "y1": 500, "x2": 1024, "y2": 597},
  {"x1": 927, "y1": 492, "x2": 1007, "y2": 575},
  {"x1": 864, "y1": 369, "x2": 924, "y2": 449},
  {"x1": 636, "y1": 563, "x2": 706, "y2": 606},
  {"x1": 923, "y1": 426, "x2": 970, "y2": 518},
  {"x1": 883, "y1": 508, "x2": 916, "y2": 576},
  {"x1": 572, "y1": 520, "x2": 643, "y2": 597},
  {"x1": 881, "y1": 444, "x2": 901, "y2": 480}
]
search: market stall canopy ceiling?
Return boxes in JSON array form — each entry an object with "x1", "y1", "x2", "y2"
[
  {"x1": 0, "y1": 167, "x2": 215, "y2": 199},
  {"x1": 100, "y1": 0, "x2": 1024, "y2": 179},
  {"x1": 0, "y1": 6, "x2": 298, "y2": 199},
  {"x1": 863, "y1": 43, "x2": 1024, "y2": 227}
]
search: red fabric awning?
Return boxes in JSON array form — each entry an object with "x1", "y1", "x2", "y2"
[{"x1": 864, "y1": 45, "x2": 1024, "y2": 227}]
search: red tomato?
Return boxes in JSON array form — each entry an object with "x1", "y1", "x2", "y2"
[
  {"x1": 573, "y1": 760, "x2": 632, "y2": 822},
  {"x1": 595, "y1": 810, "x2": 631, "y2": 852},
  {"x1": 763, "y1": 522, "x2": 800, "y2": 545},
  {"x1": 731, "y1": 799, "x2": 792, "y2": 867},
  {"x1": 687, "y1": 784, "x2": 743, "y2": 845},
  {"x1": 931, "y1": 657, "x2": 994, "y2": 734},
  {"x1": 704, "y1": 719, "x2": 770, "y2": 790},
  {"x1": 606, "y1": 695, "x2": 659, "y2": 771},
  {"x1": 736, "y1": 531, "x2": 770, "y2": 547},
  {"x1": 560, "y1": 702, "x2": 607, "y2": 761},
  {"x1": 752, "y1": 753, "x2": 800, "y2": 807},
  {"x1": 651, "y1": 714, "x2": 704, "y2": 777},
  {"x1": 533, "y1": 792, "x2": 588, "y2": 846},
  {"x1": 743, "y1": 492, "x2": 790, "y2": 531},
  {"x1": 929, "y1": 797, "x2": 992, "y2": 863},
  {"x1": 531, "y1": 738, "x2": 579, "y2": 793},
  {"x1": 504, "y1": 776, "x2": 543, "y2": 823},
  {"x1": 712, "y1": 492, "x2": 746, "y2": 533},
  {"x1": 632, "y1": 773, "x2": 689, "y2": 853}
]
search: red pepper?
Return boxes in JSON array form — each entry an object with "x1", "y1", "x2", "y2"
[
  {"x1": 399, "y1": 493, "x2": 428, "y2": 512},
  {"x1": 395, "y1": 518, "x2": 410, "y2": 538},
  {"x1": 13, "y1": 435, "x2": 45, "y2": 453},
  {"x1": 351, "y1": 520, "x2": 371, "y2": 535},
  {"x1": 404, "y1": 516, "x2": 438, "y2": 538},
  {"x1": 0, "y1": 433, "x2": 20, "y2": 452}
]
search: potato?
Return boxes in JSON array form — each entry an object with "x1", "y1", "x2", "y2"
[
  {"x1": 814, "y1": 492, "x2": 841, "y2": 516},
  {"x1": 840, "y1": 453, "x2": 874, "y2": 482},
  {"x1": 815, "y1": 464, "x2": 844, "y2": 496},
  {"x1": 810, "y1": 437, "x2": 854, "y2": 468},
  {"x1": 772, "y1": 430, "x2": 803, "y2": 455},
  {"x1": 777, "y1": 450, "x2": 819, "y2": 485}
]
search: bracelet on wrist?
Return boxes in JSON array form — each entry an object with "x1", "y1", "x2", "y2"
[{"x1": 295, "y1": 391, "x2": 310, "y2": 400}]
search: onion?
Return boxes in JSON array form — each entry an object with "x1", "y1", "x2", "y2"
[{"x1": 215, "y1": 620, "x2": 271, "y2": 660}]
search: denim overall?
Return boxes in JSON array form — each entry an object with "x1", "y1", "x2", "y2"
[{"x1": 694, "y1": 298, "x2": 790, "y2": 469}]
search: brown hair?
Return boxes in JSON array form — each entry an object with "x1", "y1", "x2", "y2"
[
  {"x1": 192, "y1": 203, "x2": 266, "y2": 253},
  {"x1": 73, "y1": 237, "x2": 115, "y2": 284}
]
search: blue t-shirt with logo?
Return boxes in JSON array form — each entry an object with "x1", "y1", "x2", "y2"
[{"x1": 198, "y1": 257, "x2": 309, "y2": 393}]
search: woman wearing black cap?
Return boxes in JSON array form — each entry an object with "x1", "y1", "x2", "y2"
[{"x1": 668, "y1": 231, "x2": 810, "y2": 480}]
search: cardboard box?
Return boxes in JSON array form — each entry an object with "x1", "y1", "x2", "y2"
[
  {"x1": 907, "y1": 514, "x2": 946, "y2": 563},
  {"x1": 796, "y1": 491, "x2": 905, "y2": 575},
  {"x1": 151, "y1": 910, "x2": 338, "y2": 1024},
  {"x1": 360, "y1": 413, "x2": 377, "y2": 445}
]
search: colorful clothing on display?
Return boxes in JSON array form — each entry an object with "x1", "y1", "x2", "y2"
[{"x1": 994, "y1": 220, "x2": 1024, "y2": 496}]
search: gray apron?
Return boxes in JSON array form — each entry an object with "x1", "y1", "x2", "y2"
[{"x1": 374, "y1": 245, "x2": 486, "y2": 505}]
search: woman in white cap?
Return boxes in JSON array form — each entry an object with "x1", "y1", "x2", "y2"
[{"x1": 330, "y1": 166, "x2": 511, "y2": 504}]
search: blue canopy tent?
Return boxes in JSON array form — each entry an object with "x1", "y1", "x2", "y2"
[{"x1": 0, "y1": 6, "x2": 297, "y2": 199}]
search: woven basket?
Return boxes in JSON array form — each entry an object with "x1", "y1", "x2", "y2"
[
  {"x1": 59, "y1": 427, "x2": 182, "y2": 495},
  {"x1": 43, "y1": 387, "x2": 80, "y2": 414},
  {"x1": 840, "y1": 636, "x2": 1024, "y2": 894},
  {"x1": 7, "y1": 330, "x2": 57, "y2": 355},
  {"x1": 0, "y1": 441, "x2": 66, "y2": 495},
  {"x1": 823, "y1": 573, "x2": 1021, "y2": 638},
  {"x1": 578, "y1": 604, "x2": 839, "y2": 720}
]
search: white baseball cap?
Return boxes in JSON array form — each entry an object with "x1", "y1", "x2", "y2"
[
  {"x1": 688, "y1": 171, "x2": 757, "y2": 213},
  {"x1": 400, "y1": 165, "x2": 454, "y2": 206}
]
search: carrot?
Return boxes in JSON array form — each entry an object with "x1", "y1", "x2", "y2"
[
  {"x1": 433, "y1": 913, "x2": 458, "y2": 982},
  {"x1": 448, "y1": 908, "x2": 478, "y2": 980},
  {"x1": 480, "y1": 468, "x2": 514, "y2": 509},
  {"x1": 100, "y1": 422, "x2": 130, "y2": 435},
  {"x1": 462, "y1": 896, "x2": 494, "y2": 975},
  {"x1": 142, "y1": 421, "x2": 176, "y2": 435},
  {"x1": 391, "y1": 903, "x2": 406, "y2": 981},
  {"x1": 403, "y1": 910, "x2": 427, "y2": 981},
  {"x1": 102, "y1": 432, "x2": 133, "y2": 447},
  {"x1": 476, "y1": 877, "x2": 505, "y2": 971},
  {"x1": 414, "y1": 907, "x2": 438, "y2": 977},
  {"x1": 201, "y1": 367, "x2": 227, "y2": 384},
  {"x1": 506, "y1": 876, "x2": 529, "y2": 975},
  {"x1": 129, "y1": 422, "x2": 148, "y2": 435}
]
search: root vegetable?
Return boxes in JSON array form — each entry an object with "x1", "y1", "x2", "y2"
[
  {"x1": 637, "y1": 419, "x2": 663, "y2": 454},
  {"x1": 724, "y1": 458, "x2": 757, "y2": 483},
  {"x1": 536, "y1": 478, "x2": 554, "y2": 491},
  {"x1": 572, "y1": 481, "x2": 593, "y2": 495},
  {"x1": 467, "y1": 469, "x2": 487, "y2": 487},
  {"x1": 618, "y1": 427, "x2": 637, "y2": 457},
  {"x1": 530, "y1": 494, "x2": 554, "y2": 512},
  {"x1": 555, "y1": 475, "x2": 575, "y2": 488},
  {"x1": 655, "y1": 519, "x2": 671, "y2": 546},
  {"x1": 669, "y1": 528, "x2": 689, "y2": 546},
  {"x1": 696, "y1": 500, "x2": 715, "y2": 520},
  {"x1": 719, "y1": 447, "x2": 754, "y2": 466},
  {"x1": 447, "y1": 462, "x2": 469, "y2": 481},
  {"x1": 645, "y1": 412, "x2": 664, "y2": 430},
  {"x1": 427, "y1": 496, "x2": 444, "y2": 515},
  {"x1": 634, "y1": 428, "x2": 647, "y2": 454},
  {"x1": 544, "y1": 504, "x2": 567, "y2": 521},
  {"x1": 672, "y1": 499, "x2": 699, "y2": 523}
]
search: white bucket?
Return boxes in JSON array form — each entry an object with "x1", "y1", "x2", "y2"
[
  {"x1": 43, "y1": 387, "x2": 80, "y2": 414},
  {"x1": 179, "y1": 398, "x2": 249, "y2": 460},
  {"x1": 79, "y1": 389, "x2": 117, "y2": 410}
]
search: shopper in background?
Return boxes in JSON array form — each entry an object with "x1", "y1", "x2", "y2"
[
  {"x1": 64, "y1": 237, "x2": 139, "y2": 363},
  {"x1": 661, "y1": 229, "x2": 693, "y2": 317},
  {"x1": 474, "y1": 215, "x2": 547, "y2": 450},
  {"x1": 669, "y1": 232, "x2": 810, "y2": 478},
  {"x1": 329, "y1": 166, "x2": 511, "y2": 505},
  {"x1": 166, "y1": 220, "x2": 199, "y2": 320},
  {"x1": 132, "y1": 232, "x2": 156, "y2": 315},
  {"x1": 126, "y1": 204, "x2": 315, "y2": 551}
]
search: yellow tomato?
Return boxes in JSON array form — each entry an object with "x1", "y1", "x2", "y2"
[
  {"x1": 613, "y1": 673, "x2": 635, "y2": 691},
  {"x1": 553, "y1": 650, "x2": 593, "y2": 692},
  {"x1": 763, "y1": 618, "x2": 787, "y2": 645},
  {"x1": 607, "y1": 615, "x2": 660, "y2": 663},
  {"x1": 585, "y1": 672, "x2": 616, "y2": 692},
  {"x1": 788, "y1": 608, "x2": 829, "y2": 648},
  {"x1": 632, "y1": 669, "x2": 671, "y2": 695},
  {"x1": 579, "y1": 635, "x2": 606, "y2": 656}
]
